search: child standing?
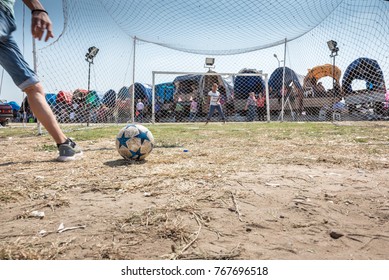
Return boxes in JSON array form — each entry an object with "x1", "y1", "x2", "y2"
[
  {"x1": 189, "y1": 97, "x2": 198, "y2": 121},
  {"x1": 244, "y1": 92, "x2": 257, "y2": 122},
  {"x1": 256, "y1": 92, "x2": 266, "y2": 121}
]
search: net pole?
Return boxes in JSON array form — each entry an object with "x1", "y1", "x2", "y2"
[
  {"x1": 130, "y1": 36, "x2": 136, "y2": 123},
  {"x1": 332, "y1": 54, "x2": 336, "y2": 103},
  {"x1": 265, "y1": 73, "x2": 270, "y2": 122},
  {"x1": 86, "y1": 59, "x2": 92, "y2": 127},
  {"x1": 32, "y1": 38, "x2": 42, "y2": 134},
  {"x1": 281, "y1": 38, "x2": 287, "y2": 122},
  {"x1": 0, "y1": 69, "x2": 4, "y2": 97},
  {"x1": 151, "y1": 72, "x2": 155, "y2": 124},
  {"x1": 22, "y1": 5, "x2": 26, "y2": 127}
]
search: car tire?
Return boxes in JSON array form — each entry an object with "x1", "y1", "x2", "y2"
[{"x1": 0, "y1": 120, "x2": 9, "y2": 126}]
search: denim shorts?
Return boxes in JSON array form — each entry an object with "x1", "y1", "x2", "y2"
[{"x1": 0, "y1": 7, "x2": 39, "y2": 90}]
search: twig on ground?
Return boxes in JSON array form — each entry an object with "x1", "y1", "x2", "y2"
[
  {"x1": 171, "y1": 212, "x2": 202, "y2": 260},
  {"x1": 230, "y1": 192, "x2": 243, "y2": 222},
  {"x1": 179, "y1": 243, "x2": 242, "y2": 260},
  {"x1": 236, "y1": 180, "x2": 262, "y2": 197}
]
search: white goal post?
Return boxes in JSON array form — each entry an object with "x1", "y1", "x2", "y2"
[{"x1": 151, "y1": 71, "x2": 270, "y2": 123}]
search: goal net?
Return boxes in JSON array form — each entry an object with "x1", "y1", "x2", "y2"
[{"x1": 8, "y1": 0, "x2": 388, "y2": 126}]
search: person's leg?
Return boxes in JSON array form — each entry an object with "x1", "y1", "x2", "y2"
[
  {"x1": 1, "y1": 24, "x2": 81, "y2": 161},
  {"x1": 262, "y1": 107, "x2": 266, "y2": 121},
  {"x1": 0, "y1": 27, "x2": 68, "y2": 145},
  {"x1": 23, "y1": 85, "x2": 82, "y2": 161},
  {"x1": 253, "y1": 106, "x2": 258, "y2": 121},
  {"x1": 246, "y1": 107, "x2": 251, "y2": 122},
  {"x1": 216, "y1": 105, "x2": 226, "y2": 122},
  {"x1": 206, "y1": 105, "x2": 215, "y2": 122},
  {"x1": 24, "y1": 83, "x2": 67, "y2": 144}
]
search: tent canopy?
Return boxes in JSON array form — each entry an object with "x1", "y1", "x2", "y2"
[
  {"x1": 56, "y1": 91, "x2": 73, "y2": 105},
  {"x1": 234, "y1": 68, "x2": 265, "y2": 99},
  {"x1": 45, "y1": 93, "x2": 57, "y2": 106},
  {"x1": 342, "y1": 57, "x2": 386, "y2": 95},
  {"x1": 128, "y1": 83, "x2": 153, "y2": 102},
  {"x1": 269, "y1": 67, "x2": 303, "y2": 97},
  {"x1": 155, "y1": 82, "x2": 175, "y2": 103},
  {"x1": 7, "y1": 101, "x2": 20, "y2": 111},
  {"x1": 86, "y1": 90, "x2": 101, "y2": 108},
  {"x1": 117, "y1": 86, "x2": 130, "y2": 100},
  {"x1": 304, "y1": 64, "x2": 341, "y2": 85},
  {"x1": 173, "y1": 75, "x2": 201, "y2": 97},
  {"x1": 72, "y1": 89, "x2": 88, "y2": 102},
  {"x1": 102, "y1": 89, "x2": 117, "y2": 107},
  {"x1": 173, "y1": 75, "x2": 202, "y2": 83},
  {"x1": 173, "y1": 71, "x2": 232, "y2": 100}
]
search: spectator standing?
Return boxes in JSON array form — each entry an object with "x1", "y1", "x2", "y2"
[
  {"x1": 136, "y1": 99, "x2": 144, "y2": 122},
  {"x1": 174, "y1": 96, "x2": 183, "y2": 122},
  {"x1": 244, "y1": 92, "x2": 257, "y2": 122},
  {"x1": 256, "y1": 91, "x2": 266, "y2": 121},
  {"x1": 205, "y1": 83, "x2": 226, "y2": 124},
  {"x1": 189, "y1": 97, "x2": 198, "y2": 121}
]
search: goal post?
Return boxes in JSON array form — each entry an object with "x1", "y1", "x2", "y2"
[{"x1": 151, "y1": 70, "x2": 270, "y2": 124}]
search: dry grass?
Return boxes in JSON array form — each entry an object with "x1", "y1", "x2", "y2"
[{"x1": 0, "y1": 122, "x2": 389, "y2": 259}]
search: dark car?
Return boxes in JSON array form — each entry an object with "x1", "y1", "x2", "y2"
[{"x1": 0, "y1": 100, "x2": 13, "y2": 126}]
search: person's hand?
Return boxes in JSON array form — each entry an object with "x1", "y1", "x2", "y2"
[{"x1": 31, "y1": 11, "x2": 54, "y2": 41}]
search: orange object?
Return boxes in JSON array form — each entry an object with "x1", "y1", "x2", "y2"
[{"x1": 304, "y1": 64, "x2": 341, "y2": 88}]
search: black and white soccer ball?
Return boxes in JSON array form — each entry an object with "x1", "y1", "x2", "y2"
[{"x1": 116, "y1": 124, "x2": 155, "y2": 161}]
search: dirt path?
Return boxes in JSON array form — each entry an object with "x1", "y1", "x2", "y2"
[{"x1": 1, "y1": 125, "x2": 388, "y2": 259}]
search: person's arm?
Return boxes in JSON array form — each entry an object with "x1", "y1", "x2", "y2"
[
  {"x1": 23, "y1": 0, "x2": 54, "y2": 42},
  {"x1": 216, "y1": 92, "x2": 222, "y2": 104}
]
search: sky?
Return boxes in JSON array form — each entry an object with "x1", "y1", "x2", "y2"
[{"x1": 1, "y1": 0, "x2": 388, "y2": 105}]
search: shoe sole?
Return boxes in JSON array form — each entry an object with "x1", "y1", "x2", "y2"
[{"x1": 57, "y1": 151, "x2": 84, "y2": 162}]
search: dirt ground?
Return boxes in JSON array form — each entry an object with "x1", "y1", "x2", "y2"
[{"x1": 0, "y1": 122, "x2": 388, "y2": 260}]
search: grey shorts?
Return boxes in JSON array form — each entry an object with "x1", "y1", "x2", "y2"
[{"x1": 0, "y1": 7, "x2": 39, "y2": 90}]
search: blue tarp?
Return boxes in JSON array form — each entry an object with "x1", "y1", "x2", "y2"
[
  {"x1": 7, "y1": 101, "x2": 20, "y2": 111},
  {"x1": 117, "y1": 84, "x2": 152, "y2": 102},
  {"x1": 268, "y1": 67, "x2": 303, "y2": 97},
  {"x1": 155, "y1": 82, "x2": 174, "y2": 102},
  {"x1": 342, "y1": 57, "x2": 386, "y2": 95},
  {"x1": 45, "y1": 93, "x2": 57, "y2": 106},
  {"x1": 233, "y1": 69, "x2": 265, "y2": 99},
  {"x1": 102, "y1": 89, "x2": 117, "y2": 107}
]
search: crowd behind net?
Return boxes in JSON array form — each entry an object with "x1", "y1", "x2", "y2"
[{"x1": 20, "y1": 0, "x2": 389, "y2": 125}]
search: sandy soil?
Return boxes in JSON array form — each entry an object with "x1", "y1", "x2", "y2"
[{"x1": 0, "y1": 123, "x2": 388, "y2": 259}]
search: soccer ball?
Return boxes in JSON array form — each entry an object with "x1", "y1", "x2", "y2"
[{"x1": 116, "y1": 124, "x2": 155, "y2": 161}]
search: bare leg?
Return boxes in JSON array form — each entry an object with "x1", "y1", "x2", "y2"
[{"x1": 24, "y1": 83, "x2": 67, "y2": 144}]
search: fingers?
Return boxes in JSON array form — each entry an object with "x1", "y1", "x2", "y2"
[
  {"x1": 31, "y1": 14, "x2": 54, "y2": 41},
  {"x1": 32, "y1": 19, "x2": 43, "y2": 40},
  {"x1": 45, "y1": 24, "x2": 54, "y2": 42}
]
